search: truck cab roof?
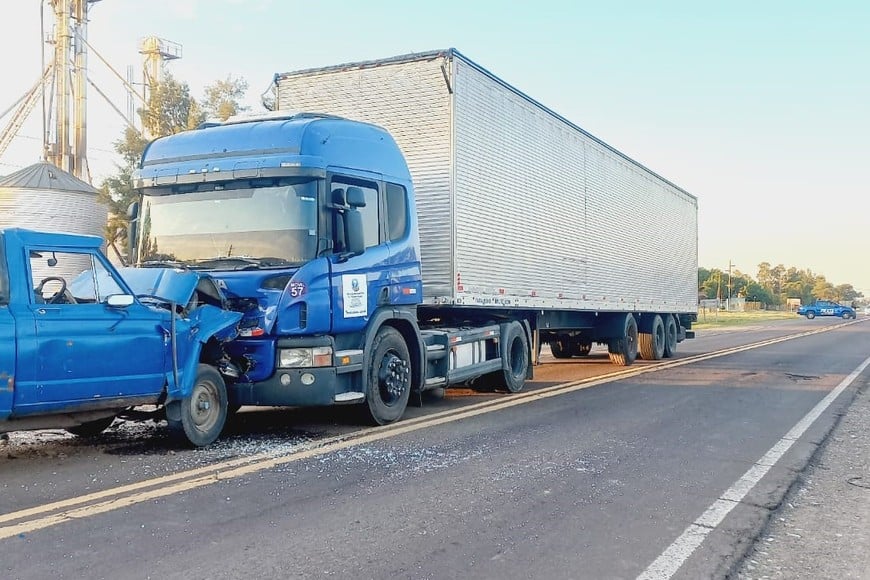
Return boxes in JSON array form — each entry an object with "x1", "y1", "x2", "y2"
[{"x1": 136, "y1": 113, "x2": 412, "y2": 187}]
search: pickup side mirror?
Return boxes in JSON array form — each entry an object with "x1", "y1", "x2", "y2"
[{"x1": 106, "y1": 294, "x2": 135, "y2": 308}]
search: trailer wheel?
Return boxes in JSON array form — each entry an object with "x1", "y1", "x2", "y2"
[
  {"x1": 501, "y1": 322, "x2": 529, "y2": 393},
  {"x1": 806, "y1": 311, "x2": 815, "y2": 319},
  {"x1": 608, "y1": 314, "x2": 638, "y2": 366},
  {"x1": 663, "y1": 315, "x2": 678, "y2": 358},
  {"x1": 573, "y1": 341, "x2": 592, "y2": 357},
  {"x1": 550, "y1": 338, "x2": 573, "y2": 359},
  {"x1": 364, "y1": 326, "x2": 411, "y2": 425},
  {"x1": 66, "y1": 416, "x2": 115, "y2": 438},
  {"x1": 639, "y1": 315, "x2": 665, "y2": 360},
  {"x1": 167, "y1": 364, "x2": 228, "y2": 447}
]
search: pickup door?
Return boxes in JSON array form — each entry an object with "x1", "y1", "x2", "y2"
[{"x1": 11, "y1": 249, "x2": 168, "y2": 416}]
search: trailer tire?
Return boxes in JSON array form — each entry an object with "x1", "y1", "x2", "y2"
[
  {"x1": 501, "y1": 322, "x2": 529, "y2": 393},
  {"x1": 167, "y1": 364, "x2": 227, "y2": 447},
  {"x1": 550, "y1": 338, "x2": 573, "y2": 359},
  {"x1": 639, "y1": 315, "x2": 665, "y2": 361},
  {"x1": 806, "y1": 311, "x2": 815, "y2": 319},
  {"x1": 608, "y1": 314, "x2": 638, "y2": 366},
  {"x1": 66, "y1": 416, "x2": 115, "y2": 438},
  {"x1": 663, "y1": 315, "x2": 678, "y2": 358},
  {"x1": 363, "y1": 326, "x2": 411, "y2": 425},
  {"x1": 573, "y1": 341, "x2": 592, "y2": 357}
]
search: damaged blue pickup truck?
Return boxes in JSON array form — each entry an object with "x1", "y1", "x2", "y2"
[{"x1": 0, "y1": 228, "x2": 242, "y2": 446}]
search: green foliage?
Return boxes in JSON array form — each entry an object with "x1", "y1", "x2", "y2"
[
  {"x1": 140, "y1": 72, "x2": 200, "y2": 137},
  {"x1": 203, "y1": 76, "x2": 249, "y2": 121},
  {"x1": 699, "y1": 262, "x2": 864, "y2": 307}
]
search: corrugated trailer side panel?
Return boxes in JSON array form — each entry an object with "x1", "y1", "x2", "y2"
[
  {"x1": 276, "y1": 56, "x2": 455, "y2": 296},
  {"x1": 451, "y1": 55, "x2": 697, "y2": 313}
]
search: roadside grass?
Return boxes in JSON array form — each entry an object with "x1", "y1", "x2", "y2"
[{"x1": 692, "y1": 310, "x2": 798, "y2": 330}]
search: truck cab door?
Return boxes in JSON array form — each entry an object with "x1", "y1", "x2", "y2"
[
  {"x1": 14, "y1": 249, "x2": 167, "y2": 414},
  {"x1": 328, "y1": 176, "x2": 392, "y2": 334}
]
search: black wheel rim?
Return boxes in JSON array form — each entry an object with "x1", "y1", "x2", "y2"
[
  {"x1": 378, "y1": 351, "x2": 410, "y2": 406},
  {"x1": 509, "y1": 335, "x2": 526, "y2": 377}
]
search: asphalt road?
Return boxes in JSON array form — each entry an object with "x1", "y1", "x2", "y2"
[{"x1": 1, "y1": 317, "x2": 868, "y2": 579}]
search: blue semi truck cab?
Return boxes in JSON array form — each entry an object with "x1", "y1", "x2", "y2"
[{"x1": 132, "y1": 113, "x2": 531, "y2": 424}]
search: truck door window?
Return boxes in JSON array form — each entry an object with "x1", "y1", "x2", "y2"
[
  {"x1": 331, "y1": 178, "x2": 380, "y2": 248},
  {"x1": 385, "y1": 183, "x2": 408, "y2": 241}
]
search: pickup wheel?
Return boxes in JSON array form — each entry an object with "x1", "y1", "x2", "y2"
[
  {"x1": 66, "y1": 416, "x2": 115, "y2": 438},
  {"x1": 663, "y1": 315, "x2": 678, "y2": 358},
  {"x1": 842, "y1": 311, "x2": 853, "y2": 320},
  {"x1": 167, "y1": 364, "x2": 228, "y2": 447},
  {"x1": 608, "y1": 314, "x2": 638, "y2": 366},
  {"x1": 639, "y1": 315, "x2": 665, "y2": 361},
  {"x1": 363, "y1": 326, "x2": 411, "y2": 425},
  {"x1": 806, "y1": 311, "x2": 816, "y2": 319}
]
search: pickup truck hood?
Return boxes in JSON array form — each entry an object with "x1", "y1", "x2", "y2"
[{"x1": 118, "y1": 267, "x2": 203, "y2": 306}]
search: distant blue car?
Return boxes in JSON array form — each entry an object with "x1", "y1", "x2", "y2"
[{"x1": 797, "y1": 300, "x2": 856, "y2": 320}]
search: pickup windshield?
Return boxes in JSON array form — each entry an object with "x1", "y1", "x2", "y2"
[{"x1": 137, "y1": 180, "x2": 319, "y2": 268}]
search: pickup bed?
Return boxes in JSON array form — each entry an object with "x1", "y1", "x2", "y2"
[{"x1": 0, "y1": 228, "x2": 241, "y2": 446}]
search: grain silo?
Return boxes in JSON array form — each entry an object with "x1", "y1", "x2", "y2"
[{"x1": 0, "y1": 161, "x2": 107, "y2": 284}]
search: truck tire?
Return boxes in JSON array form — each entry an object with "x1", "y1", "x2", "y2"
[
  {"x1": 663, "y1": 315, "x2": 678, "y2": 358},
  {"x1": 66, "y1": 416, "x2": 115, "y2": 438},
  {"x1": 608, "y1": 314, "x2": 638, "y2": 366},
  {"x1": 363, "y1": 326, "x2": 411, "y2": 425},
  {"x1": 501, "y1": 322, "x2": 529, "y2": 393},
  {"x1": 842, "y1": 311, "x2": 853, "y2": 320},
  {"x1": 167, "y1": 364, "x2": 228, "y2": 447},
  {"x1": 639, "y1": 315, "x2": 665, "y2": 361},
  {"x1": 550, "y1": 338, "x2": 573, "y2": 359},
  {"x1": 806, "y1": 311, "x2": 815, "y2": 319}
]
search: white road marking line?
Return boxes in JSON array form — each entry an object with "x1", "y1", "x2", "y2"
[{"x1": 637, "y1": 353, "x2": 870, "y2": 580}]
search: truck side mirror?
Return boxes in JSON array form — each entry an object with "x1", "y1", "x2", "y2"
[
  {"x1": 344, "y1": 209, "x2": 365, "y2": 255},
  {"x1": 127, "y1": 201, "x2": 140, "y2": 261}
]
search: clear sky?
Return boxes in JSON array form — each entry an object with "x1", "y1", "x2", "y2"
[{"x1": 2, "y1": 0, "x2": 868, "y2": 294}]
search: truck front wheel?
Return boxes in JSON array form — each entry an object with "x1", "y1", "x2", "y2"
[
  {"x1": 364, "y1": 326, "x2": 411, "y2": 425},
  {"x1": 167, "y1": 364, "x2": 228, "y2": 447}
]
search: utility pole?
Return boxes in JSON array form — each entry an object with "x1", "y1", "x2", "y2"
[{"x1": 727, "y1": 260, "x2": 734, "y2": 311}]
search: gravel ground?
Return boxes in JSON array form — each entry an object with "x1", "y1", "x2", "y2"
[{"x1": 734, "y1": 378, "x2": 870, "y2": 579}]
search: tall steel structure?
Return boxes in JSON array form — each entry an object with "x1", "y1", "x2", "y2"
[{"x1": 45, "y1": 0, "x2": 100, "y2": 181}]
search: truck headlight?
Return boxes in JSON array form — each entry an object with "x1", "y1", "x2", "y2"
[{"x1": 278, "y1": 346, "x2": 333, "y2": 368}]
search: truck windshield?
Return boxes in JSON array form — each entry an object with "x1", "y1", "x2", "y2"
[{"x1": 137, "y1": 180, "x2": 319, "y2": 268}]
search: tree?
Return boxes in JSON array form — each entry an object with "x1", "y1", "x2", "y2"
[
  {"x1": 97, "y1": 127, "x2": 149, "y2": 259},
  {"x1": 141, "y1": 72, "x2": 201, "y2": 137},
  {"x1": 203, "y1": 76, "x2": 249, "y2": 121}
]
